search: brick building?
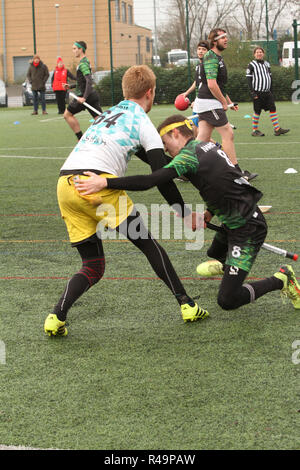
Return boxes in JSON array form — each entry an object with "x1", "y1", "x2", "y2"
[{"x1": 0, "y1": 0, "x2": 153, "y2": 83}]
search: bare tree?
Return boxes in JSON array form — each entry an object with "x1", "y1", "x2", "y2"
[
  {"x1": 267, "y1": 0, "x2": 289, "y2": 38},
  {"x1": 232, "y1": 0, "x2": 295, "y2": 40},
  {"x1": 157, "y1": 0, "x2": 298, "y2": 53},
  {"x1": 158, "y1": 0, "x2": 239, "y2": 52},
  {"x1": 231, "y1": 0, "x2": 265, "y2": 39}
]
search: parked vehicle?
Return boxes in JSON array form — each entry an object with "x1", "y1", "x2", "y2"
[
  {"x1": 92, "y1": 70, "x2": 110, "y2": 85},
  {"x1": 167, "y1": 49, "x2": 188, "y2": 65},
  {"x1": 22, "y1": 71, "x2": 56, "y2": 106},
  {"x1": 152, "y1": 55, "x2": 161, "y2": 67},
  {"x1": 176, "y1": 58, "x2": 199, "y2": 67},
  {"x1": 282, "y1": 41, "x2": 300, "y2": 67},
  {"x1": 0, "y1": 79, "x2": 8, "y2": 107}
]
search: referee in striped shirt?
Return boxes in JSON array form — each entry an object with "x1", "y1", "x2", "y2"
[{"x1": 246, "y1": 47, "x2": 289, "y2": 136}]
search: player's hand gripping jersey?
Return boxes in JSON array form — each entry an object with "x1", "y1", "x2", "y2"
[
  {"x1": 107, "y1": 140, "x2": 263, "y2": 230},
  {"x1": 61, "y1": 100, "x2": 164, "y2": 177}
]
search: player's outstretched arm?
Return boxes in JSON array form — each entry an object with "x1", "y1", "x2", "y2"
[{"x1": 76, "y1": 168, "x2": 178, "y2": 194}]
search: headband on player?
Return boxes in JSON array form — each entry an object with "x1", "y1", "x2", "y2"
[
  {"x1": 214, "y1": 32, "x2": 227, "y2": 41},
  {"x1": 159, "y1": 120, "x2": 193, "y2": 137},
  {"x1": 74, "y1": 41, "x2": 86, "y2": 52}
]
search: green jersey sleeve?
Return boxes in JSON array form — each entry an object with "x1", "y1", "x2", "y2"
[
  {"x1": 164, "y1": 147, "x2": 199, "y2": 177},
  {"x1": 79, "y1": 57, "x2": 91, "y2": 76},
  {"x1": 203, "y1": 51, "x2": 219, "y2": 80}
]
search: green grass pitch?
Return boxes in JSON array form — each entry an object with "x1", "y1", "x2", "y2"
[{"x1": 0, "y1": 102, "x2": 299, "y2": 450}]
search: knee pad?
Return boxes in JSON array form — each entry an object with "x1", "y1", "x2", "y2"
[
  {"x1": 217, "y1": 291, "x2": 237, "y2": 311},
  {"x1": 79, "y1": 257, "x2": 105, "y2": 287}
]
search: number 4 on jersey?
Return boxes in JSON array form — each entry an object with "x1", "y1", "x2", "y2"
[{"x1": 93, "y1": 111, "x2": 124, "y2": 128}]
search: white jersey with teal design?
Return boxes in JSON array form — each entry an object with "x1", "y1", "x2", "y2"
[{"x1": 60, "y1": 100, "x2": 163, "y2": 176}]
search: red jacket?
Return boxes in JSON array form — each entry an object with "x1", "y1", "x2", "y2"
[{"x1": 52, "y1": 67, "x2": 68, "y2": 91}]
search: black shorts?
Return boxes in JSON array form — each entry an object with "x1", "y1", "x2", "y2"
[
  {"x1": 67, "y1": 91, "x2": 102, "y2": 117},
  {"x1": 207, "y1": 208, "x2": 267, "y2": 273},
  {"x1": 253, "y1": 91, "x2": 276, "y2": 114},
  {"x1": 198, "y1": 108, "x2": 228, "y2": 127}
]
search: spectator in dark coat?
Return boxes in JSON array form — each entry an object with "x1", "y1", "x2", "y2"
[{"x1": 26, "y1": 55, "x2": 49, "y2": 115}]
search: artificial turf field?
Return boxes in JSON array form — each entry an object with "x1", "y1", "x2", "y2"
[{"x1": 0, "y1": 102, "x2": 299, "y2": 451}]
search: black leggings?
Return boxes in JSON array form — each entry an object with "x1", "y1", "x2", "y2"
[
  {"x1": 207, "y1": 233, "x2": 282, "y2": 311},
  {"x1": 54, "y1": 212, "x2": 187, "y2": 320},
  {"x1": 116, "y1": 212, "x2": 187, "y2": 298}
]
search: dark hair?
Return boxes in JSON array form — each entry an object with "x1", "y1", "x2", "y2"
[
  {"x1": 76, "y1": 41, "x2": 87, "y2": 52},
  {"x1": 157, "y1": 114, "x2": 194, "y2": 138},
  {"x1": 253, "y1": 46, "x2": 264, "y2": 54},
  {"x1": 197, "y1": 40, "x2": 209, "y2": 50},
  {"x1": 208, "y1": 28, "x2": 226, "y2": 48}
]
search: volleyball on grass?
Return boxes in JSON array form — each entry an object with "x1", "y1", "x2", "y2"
[{"x1": 174, "y1": 94, "x2": 190, "y2": 111}]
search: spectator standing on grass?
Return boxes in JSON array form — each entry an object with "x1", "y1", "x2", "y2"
[
  {"x1": 26, "y1": 54, "x2": 49, "y2": 115},
  {"x1": 76, "y1": 114, "x2": 300, "y2": 313},
  {"x1": 196, "y1": 28, "x2": 257, "y2": 181},
  {"x1": 246, "y1": 47, "x2": 290, "y2": 137},
  {"x1": 51, "y1": 57, "x2": 76, "y2": 114},
  {"x1": 63, "y1": 41, "x2": 102, "y2": 140},
  {"x1": 43, "y1": 65, "x2": 209, "y2": 338}
]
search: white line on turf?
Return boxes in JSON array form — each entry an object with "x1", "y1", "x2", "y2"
[
  {"x1": 0, "y1": 147, "x2": 73, "y2": 150},
  {"x1": 235, "y1": 142, "x2": 300, "y2": 145},
  {"x1": 0, "y1": 155, "x2": 65, "y2": 160},
  {"x1": 1, "y1": 155, "x2": 300, "y2": 161},
  {"x1": 40, "y1": 117, "x2": 64, "y2": 123}
]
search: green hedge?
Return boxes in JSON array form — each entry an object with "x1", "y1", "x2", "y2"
[{"x1": 95, "y1": 65, "x2": 296, "y2": 106}]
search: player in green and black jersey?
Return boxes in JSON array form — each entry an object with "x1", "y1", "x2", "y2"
[
  {"x1": 74, "y1": 114, "x2": 300, "y2": 313},
  {"x1": 197, "y1": 28, "x2": 257, "y2": 181},
  {"x1": 64, "y1": 41, "x2": 102, "y2": 141}
]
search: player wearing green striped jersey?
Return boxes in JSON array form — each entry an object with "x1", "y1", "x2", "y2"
[
  {"x1": 197, "y1": 29, "x2": 257, "y2": 181},
  {"x1": 63, "y1": 41, "x2": 102, "y2": 141},
  {"x1": 197, "y1": 29, "x2": 239, "y2": 167},
  {"x1": 75, "y1": 114, "x2": 300, "y2": 312}
]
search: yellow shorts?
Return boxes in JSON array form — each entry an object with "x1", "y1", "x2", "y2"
[{"x1": 57, "y1": 174, "x2": 134, "y2": 244}]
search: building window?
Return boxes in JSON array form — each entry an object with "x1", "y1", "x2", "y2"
[
  {"x1": 122, "y1": 2, "x2": 127, "y2": 23},
  {"x1": 146, "y1": 37, "x2": 151, "y2": 53},
  {"x1": 115, "y1": 0, "x2": 120, "y2": 21},
  {"x1": 128, "y1": 4, "x2": 133, "y2": 25}
]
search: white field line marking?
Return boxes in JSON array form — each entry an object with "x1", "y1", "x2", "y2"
[
  {"x1": 1, "y1": 142, "x2": 300, "y2": 152},
  {"x1": 40, "y1": 117, "x2": 64, "y2": 122},
  {"x1": 235, "y1": 142, "x2": 300, "y2": 145},
  {"x1": 1, "y1": 154, "x2": 300, "y2": 162},
  {"x1": 0, "y1": 155, "x2": 65, "y2": 160},
  {"x1": 0, "y1": 147, "x2": 72, "y2": 150}
]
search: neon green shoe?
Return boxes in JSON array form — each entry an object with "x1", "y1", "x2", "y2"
[
  {"x1": 196, "y1": 260, "x2": 224, "y2": 277},
  {"x1": 44, "y1": 314, "x2": 68, "y2": 337},
  {"x1": 274, "y1": 265, "x2": 300, "y2": 309},
  {"x1": 181, "y1": 302, "x2": 209, "y2": 323}
]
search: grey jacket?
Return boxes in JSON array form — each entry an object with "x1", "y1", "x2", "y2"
[{"x1": 27, "y1": 60, "x2": 49, "y2": 91}]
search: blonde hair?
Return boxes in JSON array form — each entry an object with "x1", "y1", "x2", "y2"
[{"x1": 122, "y1": 65, "x2": 156, "y2": 100}]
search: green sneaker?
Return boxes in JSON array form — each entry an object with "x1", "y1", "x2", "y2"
[
  {"x1": 274, "y1": 265, "x2": 300, "y2": 309},
  {"x1": 44, "y1": 314, "x2": 68, "y2": 337},
  {"x1": 181, "y1": 302, "x2": 209, "y2": 323},
  {"x1": 196, "y1": 260, "x2": 224, "y2": 277}
]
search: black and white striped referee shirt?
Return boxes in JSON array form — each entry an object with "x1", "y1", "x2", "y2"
[{"x1": 246, "y1": 60, "x2": 272, "y2": 92}]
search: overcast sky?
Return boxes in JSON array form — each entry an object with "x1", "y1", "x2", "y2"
[{"x1": 133, "y1": 0, "x2": 169, "y2": 31}]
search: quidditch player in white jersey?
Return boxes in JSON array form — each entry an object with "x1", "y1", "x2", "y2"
[{"x1": 44, "y1": 65, "x2": 209, "y2": 337}]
